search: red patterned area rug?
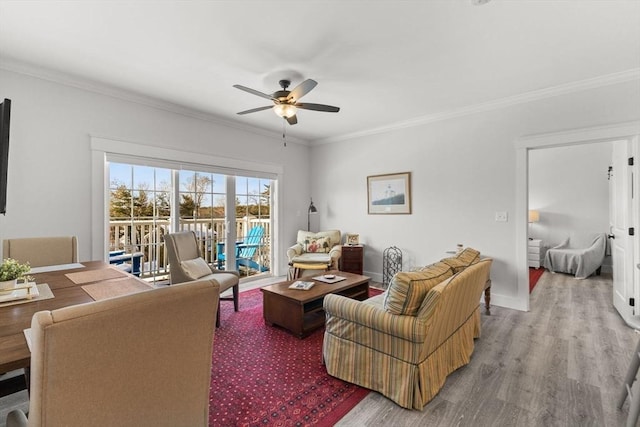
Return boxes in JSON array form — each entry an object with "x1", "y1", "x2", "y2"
[
  {"x1": 529, "y1": 267, "x2": 545, "y2": 293},
  {"x1": 209, "y1": 287, "x2": 381, "y2": 426}
]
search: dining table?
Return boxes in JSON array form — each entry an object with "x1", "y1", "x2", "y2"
[{"x1": 0, "y1": 260, "x2": 153, "y2": 396}]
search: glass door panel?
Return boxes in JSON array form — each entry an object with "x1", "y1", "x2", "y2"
[
  {"x1": 235, "y1": 176, "x2": 272, "y2": 277},
  {"x1": 109, "y1": 163, "x2": 172, "y2": 283}
]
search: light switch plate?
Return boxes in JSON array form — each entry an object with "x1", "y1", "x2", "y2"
[{"x1": 495, "y1": 211, "x2": 508, "y2": 222}]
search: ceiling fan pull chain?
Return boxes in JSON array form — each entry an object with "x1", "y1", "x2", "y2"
[{"x1": 282, "y1": 119, "x2": 287, "y2": 147}]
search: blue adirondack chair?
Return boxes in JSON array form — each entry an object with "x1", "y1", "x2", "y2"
[
  {"x1": 236, "y1": 226, "x2": 268, "y2": 272},
  {"x1": 109, "y1": 250, "x2": 144, "y2": 276},
  {"x1": 216, "y1": 226, "x2": 268, "y2": 272}
]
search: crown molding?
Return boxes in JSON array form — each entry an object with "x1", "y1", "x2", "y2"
[
  {"x1": 2, "y1": 56, "x2": 637, "y2": 147},
  {"x1": 313, "y1": 68, "x2": 640, "y2": 145},
  {"x1": 0, "y1": 56, "x2": 310, "y2": 146}
]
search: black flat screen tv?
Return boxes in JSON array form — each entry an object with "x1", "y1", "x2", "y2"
[{"x1": 0, "y1": 98, "x2": 11, "y2": 215}]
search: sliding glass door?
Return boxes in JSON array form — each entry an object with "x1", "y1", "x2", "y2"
[{"x1": 108, "y1": 162, "x2": 273, "y2": 283}]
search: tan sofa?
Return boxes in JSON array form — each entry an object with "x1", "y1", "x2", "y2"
[
  {"x1": 323, "y1": 248, "x2": 491, "y2": 410},
  {"x1": 286, "y1": 229, "x2": 342, "y2": 270}
]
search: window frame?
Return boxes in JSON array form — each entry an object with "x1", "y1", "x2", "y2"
[{"x1": 91, "y1": 136, "x2": 283, "y2": 277}]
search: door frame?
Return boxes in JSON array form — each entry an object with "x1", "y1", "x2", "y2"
[{"x1": 515, "y1": 121, "x2": 640, "y2": 312}]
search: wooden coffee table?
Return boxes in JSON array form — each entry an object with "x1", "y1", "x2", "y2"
[{"x1": 261, "y1": 271, "x2": 370, "y2": 338}]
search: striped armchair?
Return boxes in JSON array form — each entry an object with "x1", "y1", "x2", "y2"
[{"x1": 323, "y1": 255, "x2": 492, "y2": 410}]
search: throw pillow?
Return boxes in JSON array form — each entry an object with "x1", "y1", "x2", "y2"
[
  {"x1": 299, "y1": 235, "x2": 332, "y2": 253},
  {"x1": 441, "y1": 247, "x2": 481, "y2": 273},
  {"x1": 440, "y1": 257, "x2": 467, "y2": 273},
  {"x1": 384, "y1": 262, "x2": 453, "y2": 316},
  {"x1": 180, "y1": 257, "x2": 212, "y2": 280},
  {"x1": 457, "y1": 247, "x2": 480, "y2": 265}
]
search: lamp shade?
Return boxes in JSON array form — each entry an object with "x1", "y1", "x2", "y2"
[
  {"x1": 528, "y1": 210, "x2": 540, "y2": 223},
  {"x1": 307, "y1": 198, "x2": 317, "y2": 231},
  {"x1": 273, "y1": 104, "x2": 297, "y2": 119},
  {"x1": 308, "y1": 198, "x2": 317, "y2": 214}
]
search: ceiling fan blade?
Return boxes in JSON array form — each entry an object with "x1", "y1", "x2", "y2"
[
  {"x1": 295, "y1": 103, "x2": 340, "y2": 113},
  {"x1": 233, "y1": 84, "x2": 276, "y2": 101},
  {"x1": 286, "y1": 114, "x2": 298, "y2": 125},
  {"x1": 237, "y1": 106, "x2": 273, "y2": 115},
  {"x1": 287, "y1": 79, "x2": 317, "y2": 102}
]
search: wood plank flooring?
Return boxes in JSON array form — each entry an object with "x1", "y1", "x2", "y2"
[
  {"x1": 0, "y1": 271, "x2": 636, "y2": 426},
  {"x1": 337, "y1": 271, "x2": 637, "y2": 427}
]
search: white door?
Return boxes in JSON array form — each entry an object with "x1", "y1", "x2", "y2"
[{"x1": 611, "y1": 139, "x2": 635, "y2": 319}]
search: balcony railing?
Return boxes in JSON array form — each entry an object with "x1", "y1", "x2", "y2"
[{"x1": 109, "y1": 217, "x2": 271, "y2": 280}]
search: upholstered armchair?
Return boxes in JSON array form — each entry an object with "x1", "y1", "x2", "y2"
[
  {"x1": 165, "y1": 231, "x2": 239, "y2": 326},
  {"x1": 286, "y1": 230, "x2": 342, "y2": 270},
  {"x1": 544, "y1": 232, "x2": 606, "y2": 279},
  {"x1": 2, "y1": 236, "x2": 78, "y2": 267},
  {"x1": 6, "y1": 278, "x2": 219, "y2": 427}
]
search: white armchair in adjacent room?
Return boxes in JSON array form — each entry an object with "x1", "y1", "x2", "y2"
[{"x1": 543, "y1": 232, "x2": 606, "y2": 279}]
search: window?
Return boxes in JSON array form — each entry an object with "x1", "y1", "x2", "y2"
[{"x1": 92, "y1": 137, "x2": 282, "y2": 281}]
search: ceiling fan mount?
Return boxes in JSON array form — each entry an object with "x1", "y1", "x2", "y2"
[
  {"x1": 278, "y1": 79, "x2": 291, "y2": 90},
  {"x1": 233, "y1": 78, "x2": 340, "y2": 125}
]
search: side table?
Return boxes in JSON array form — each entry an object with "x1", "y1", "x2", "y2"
[
  {"x1": 528, "y1": 239, "x2": 545, "y2": 268},
  {"x1": 340, "y1": 245, "x2": 364, "y2": 275}
]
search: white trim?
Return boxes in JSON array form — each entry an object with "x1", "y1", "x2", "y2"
[
  {"x1": 314, "y1": 69, "x2": 640, "y2": 145},
  {"x1": 514, "y1": 144, "x2": 530, "y2": 312},
  {"x1": 2, "y1": 57, "x2": 637, "y2": 147},
  {"x1": 516, "y1": 121, "x2": 640, "y2": 150},
  {"x1": 0, "y1": 59, "x2": 309, "y2": 146},
  {"x1": 513, "y1": 120, "x2": 640, "y2": 312},
  {"x1": 91, "y1": 136, "x2": 282, "y2": 177}
]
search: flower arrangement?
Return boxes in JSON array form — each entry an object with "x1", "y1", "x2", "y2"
[{"x1": 0, "y1": 258, "x2": 31, "y2": 281}]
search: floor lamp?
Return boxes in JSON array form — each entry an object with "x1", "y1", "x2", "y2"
[{"x1": 308, "y1": 198, "x2": 317, "y2": 231}]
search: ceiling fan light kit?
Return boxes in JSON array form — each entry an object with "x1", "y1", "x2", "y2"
[
  {"x1": 273, "y1": 103, "x2": 297, "y2": 119},
  {"x1": 233, "y1": 78, "x2": 339, "y2": 126}
]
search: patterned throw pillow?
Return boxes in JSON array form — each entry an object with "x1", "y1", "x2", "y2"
[
  {"x1": 383, "y1": 262, "x2": 453, "y2": 316},
  {"x1": 300, "y1": 235, "x2": 332, "y2": 253},
  {"x1": 180, "y1": 257, "x2": 212, "y2": 280}
]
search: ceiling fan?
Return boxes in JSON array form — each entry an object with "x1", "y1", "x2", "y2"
[{"x1": 233, "y1": 79, "x2": 340, "y2": 125}]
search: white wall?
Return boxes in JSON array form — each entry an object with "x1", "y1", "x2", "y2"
[
  {"x1": 529, "y1": 142, "x2": 612, "y2": 246},
  {"x1": 311, "y1": 80, "x2": 640, "y2": 309},
  {"x1": 0, "y1": 69, "x2": 312, "y2": 274},
  {"x1": 2, "y1": 67, "x2": 639, "y2": 309}
]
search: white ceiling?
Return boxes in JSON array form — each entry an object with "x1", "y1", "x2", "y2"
[{"x1": 0, "y1": 0, "x2": 639, "y2": 143}]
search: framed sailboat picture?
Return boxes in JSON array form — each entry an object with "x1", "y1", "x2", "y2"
[{"x1": 367, "y1": 172, "x2": 411, "y2": 214}]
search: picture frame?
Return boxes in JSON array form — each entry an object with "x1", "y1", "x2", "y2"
[
  {"x1": 367, "y1": 172, "x2": 411, "y2": 214},
  {"x1": 346, "y1": 233, "x2": 360, "y2": 245}
]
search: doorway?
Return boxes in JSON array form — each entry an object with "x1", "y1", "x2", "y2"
[
  {"x1": 528, "y1": 142, "x2": 612, "y2": 294},
  {"x1": 515, "y1": 121, "x2": 639, "y2": 313}
]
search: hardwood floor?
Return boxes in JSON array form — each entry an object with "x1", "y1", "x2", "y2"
[
  {"x1": 337, "y1": 271, "x2": 637, "y2": 427},
  {"x1": 1, "y1": 271, "x2": 636, "y2": 426}
]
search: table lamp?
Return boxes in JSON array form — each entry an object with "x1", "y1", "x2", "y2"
[{"x1": 528, "y1": 210, "x2": 540, "y2": 239}]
